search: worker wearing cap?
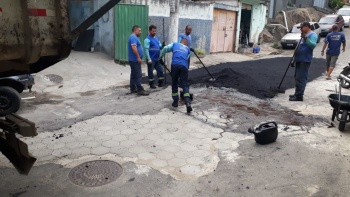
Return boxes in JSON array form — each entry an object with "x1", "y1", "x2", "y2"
[
  {"x1": 321, "y1": 24, "x2": 346, "y2": 80},
  {"x1": 290, "y1": 22, "x2": 318, "y2": 102},
  {"x1": 159, "y1": 38, "x2": 192, "y2": 113},
  {"x1": 144, "y1": 25, "x2": 165, "y2": 89}
]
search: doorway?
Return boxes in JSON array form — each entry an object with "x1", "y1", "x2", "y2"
[{"x1": 240, "y1": 4, "x2": 252, "y2": 45}]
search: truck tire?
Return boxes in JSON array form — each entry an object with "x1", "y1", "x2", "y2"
[{"x1": 0, "y1": 86, "x2": 21, "y2": 116}]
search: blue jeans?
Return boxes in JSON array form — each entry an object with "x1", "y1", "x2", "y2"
[
  {"x1": 129, "y1": 61, "x2": 144, "y2": 91},
  {"x1": 147, "y1": 60, "x2": 164, "y2": 86},
  {"x1": 171, "y1": 65, "x2": 190, "y2": 103},
  {"x1": 294, "y1": 62, "x2": 311, "y2": 97}
]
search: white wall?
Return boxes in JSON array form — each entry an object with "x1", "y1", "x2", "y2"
[
  {"x1": 148, "y1": 0, "x2": 170, "y2": 17},
  {"x1": 148, "y1": 0, "x2": 213, "y2": 20},
  {"x1": 179, "y1": 2, "x2": 213, "y2": 20},
  {"x1": 250, "y1": 4, "x2": 266, "y2": 43},
  {"x1": 236, "y1": 2, "x2": 242, "y2": 51},
  {"x1": 215, "y1": 0, "x2": 239, "y2": 7}
]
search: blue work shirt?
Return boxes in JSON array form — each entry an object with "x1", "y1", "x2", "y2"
[
  {"x1": 159, "y1": 42, "x2": 190, "y2": 68},
  {"x1": 325, "y1": 32, "x2": 346, "y2": 56},
  {"x1": 144, "y1": 35, "x2": 162, "y2": 62},
  {"x1": 128, "y1": 34, "x2": 143, "y2": 62},
  {"x1": 178, "y1": 33, "x2": 192, "y2": 47},
  {"x1": 294, "y1": 31, "x2": 318, "y2": 63}
]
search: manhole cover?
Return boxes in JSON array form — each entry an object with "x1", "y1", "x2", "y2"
[
  {"x1": 69, "y1": 160, "x2": 123, "y2": 187},
  {"x1": 44, "y1": 74, "x2": 63, "y2": 83}
]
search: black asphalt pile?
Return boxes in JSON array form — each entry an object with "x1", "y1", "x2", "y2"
[{"x1": 188, "y1": 57, "x2": 326, "y2": 99}]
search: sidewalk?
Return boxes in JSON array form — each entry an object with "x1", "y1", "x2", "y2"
[{"x1": 32, "y1": 51, "x2": 131, "y2": 97}]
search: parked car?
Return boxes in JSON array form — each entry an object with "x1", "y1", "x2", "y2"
[
  {"x1": 336, "y1": 7, "x2": 350, "y2": 27},
  {"x1": 0, "y1": 74, "x2": 35, "y2": 116},
  {"x1": 281, "y1": 22, "x2": 321, "y2": 49},
  {"x1": 319, "y1": 14, "x2": 344, "y2": 37}
]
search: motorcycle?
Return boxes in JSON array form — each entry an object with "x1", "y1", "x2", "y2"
[{"x1": 340, "y1": 61, "x2": 350, "y2": 89}]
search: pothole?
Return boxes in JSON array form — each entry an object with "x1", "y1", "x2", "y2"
[
  {"x1": 193, "y1": 88, "x2": 329, "y2": 133},
  {"x1": 44, "y1": 74, "x2": 63, "y2": 83},
  {"x1": 69, "y1": 160, "x2": 123, "y2": 187}
]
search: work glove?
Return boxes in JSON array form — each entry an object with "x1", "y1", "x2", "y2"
[
  {"x1": 190, "y1": 48, "x2": 195, "y2": 52},
  {"x1": 162, "y1": 41, "x2": 166, "y2": 47}
]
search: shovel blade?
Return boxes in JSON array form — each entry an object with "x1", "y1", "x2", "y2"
[{"x1": 270, "y1": 86, "x2": 286, "y2": 94}]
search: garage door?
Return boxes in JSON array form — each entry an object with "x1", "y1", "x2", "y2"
[{"x1": 210, "y1": 9, "x2": 237, "y2": 53}]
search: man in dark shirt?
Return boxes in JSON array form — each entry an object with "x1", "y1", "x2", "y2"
[{"x1": 321, "y1": 24, "x2": 346, "y2": 80}]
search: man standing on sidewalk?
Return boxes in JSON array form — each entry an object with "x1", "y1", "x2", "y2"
[
  {"x1": 128, "y1": 25, "x2": 149, "y2": 96},
  {"x1": 144, "y1": 25, "x2": 165, "y2": 89},
  {"x1": 321, "y1": 24, "x2": 346, "y2": 80},
  {"x1": 159, "y1": 39, "x2": 192, "y2": 113},
  {"x1": 290, "y1": 22, "x2": 318, "y2": 102}
]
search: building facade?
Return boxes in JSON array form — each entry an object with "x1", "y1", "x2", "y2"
[{"x1": 68, "y1": 0, "x2": 268, "y2": 60}]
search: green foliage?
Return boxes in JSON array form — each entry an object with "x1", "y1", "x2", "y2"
[
  {"x1": 271, "y1": 43, "x2": 281, "y2": 49},
  {"x1": 329, "y1": 0, "x2": 345, "y2": 10},
  {"x1": 287, "y1": 2, "x2": 293, "y2": 6},
  {"x1": 195, "y1": 49, "x2": 206, "y2": 55}
]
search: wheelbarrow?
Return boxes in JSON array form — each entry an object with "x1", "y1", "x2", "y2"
[{"x1": 328, "y1": 74, "x2": 350, "y2": 131}]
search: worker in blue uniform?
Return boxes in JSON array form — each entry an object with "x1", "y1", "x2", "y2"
[
  {"x1": 144, "y1": 25, "x2": 165, "y2": 89},
  {"x1": 159, "y1": 38, "x2": 192, "y2": 113}
]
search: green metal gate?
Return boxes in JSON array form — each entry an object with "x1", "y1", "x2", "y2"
[{"x1": 114, "y1": 4, "x2": 149, "y2": 62}]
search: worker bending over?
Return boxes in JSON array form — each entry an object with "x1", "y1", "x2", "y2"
[{"x1": 159, "y1": 39, "x2": 192, "y2": 113}]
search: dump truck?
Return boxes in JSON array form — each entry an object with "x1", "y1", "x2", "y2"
[{"x1": 0, "y1": 0, "x2": 122, "y2": 175}]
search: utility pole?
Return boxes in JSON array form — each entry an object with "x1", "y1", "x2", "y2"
[{"x1": 167, "y1": 0, "x2": 180, "y2": 67}]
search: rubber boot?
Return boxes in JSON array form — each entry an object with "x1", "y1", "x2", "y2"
[
  {"x1": 158, "y1": 80, "x2": 164, "y2": 87},
  {"x1": 149, "y1": 81, "x2": 156, "y2": 89},
  {"x1": 184, "y1": 97, "x2": 192, "y2": 113},
  {"x1": 172, "y1": 101, "x2": 178, "y2": 107},
  {"x1": 138, "y1": 89, "x2": 149, "y2": 96},
  {"x1": 172, "y1": 96, "x2": 179, "y2": 108}
]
